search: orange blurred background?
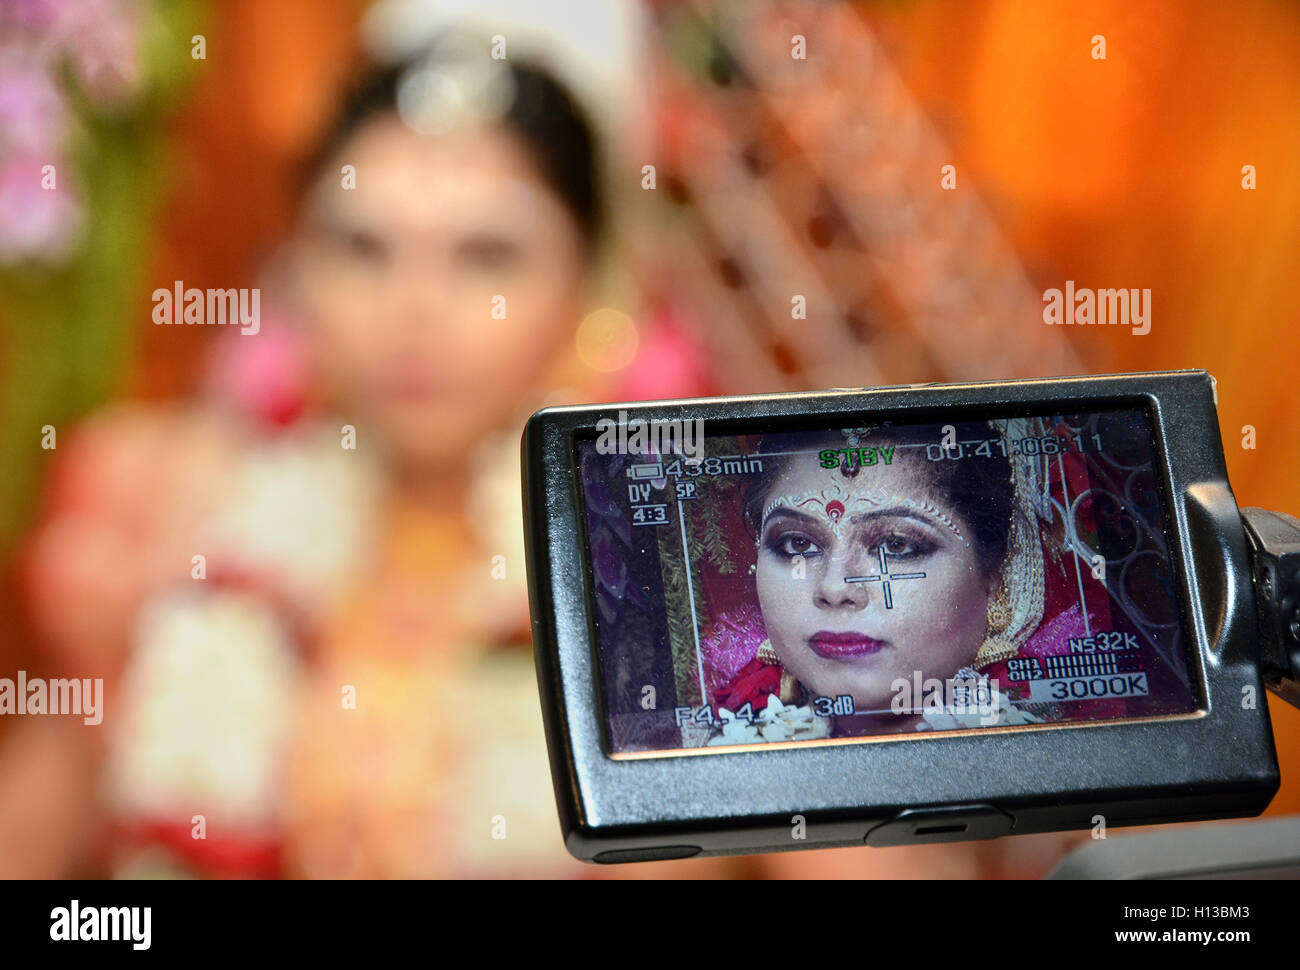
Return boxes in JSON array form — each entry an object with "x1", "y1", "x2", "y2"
[{"x1": 1, "y1": 0, "x2": 1297, "y2": 877}]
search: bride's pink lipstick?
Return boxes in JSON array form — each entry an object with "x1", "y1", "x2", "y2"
[{"x1": 808, "y1": 631, "x2": 888, "y2": 659}]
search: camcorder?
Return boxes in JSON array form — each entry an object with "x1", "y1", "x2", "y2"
[{"x1": 522, "y1": 370, "x2": 1297, "y2": 863}]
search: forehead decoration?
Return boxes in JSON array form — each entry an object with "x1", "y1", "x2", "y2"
[
  {"x1": 760, "y1": 473, "x2": 965, "y2": 542},
  {"x1": 762, "y1": 480, "x2": 888, "y2": 540}
]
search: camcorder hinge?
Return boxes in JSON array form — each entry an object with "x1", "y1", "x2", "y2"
[{"x1": 1241, "y1": 507, "x2": 1300, "y2": 708}]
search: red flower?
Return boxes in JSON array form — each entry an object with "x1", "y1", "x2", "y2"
[{"x1": 712, "y1": 657, "x2": 782, "y2": 716}]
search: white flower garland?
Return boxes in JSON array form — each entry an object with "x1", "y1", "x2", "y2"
[
  {"x1": 916, "y1": 667, "x2": 1044, "y2": 731},
  {"x1": 699, "y1": 667, "x2": 1042, "y2": 746},
  {"x1": 705, "y1": 694, "x2": 833, "y2": 746}
]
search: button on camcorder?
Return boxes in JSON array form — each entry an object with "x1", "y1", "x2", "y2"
[{"x1": 865, "y1": 804, "x2": 1015, "y2": 846}]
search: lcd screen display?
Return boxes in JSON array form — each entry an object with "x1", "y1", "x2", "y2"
[{"x1": 575, "y1": 407, "x2": 1198, "y2": 756}]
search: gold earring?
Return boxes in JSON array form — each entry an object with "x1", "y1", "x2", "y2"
[
  {"x1": 974, "y1": 585, "x2": 1017, "y2": 668},
  {"x1": 986, "y1": 586, "x2": 1012, "y2": 630}
]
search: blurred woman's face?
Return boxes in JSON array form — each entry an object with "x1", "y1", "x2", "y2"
[
  {"x1": 754, "y1": 449, "x2": 992, "y2": 716},
  {"x1": 293, "y1": 113, "x2": 587, "y2": 470}
]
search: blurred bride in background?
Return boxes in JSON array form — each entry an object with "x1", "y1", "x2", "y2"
[{"x1": 9, "y1": 10, "x2": 728, "y2": 877}]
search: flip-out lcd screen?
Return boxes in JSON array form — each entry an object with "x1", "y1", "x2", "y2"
[{"x1": 575, "y1": 408, "x2": 1197, "y2": 756}]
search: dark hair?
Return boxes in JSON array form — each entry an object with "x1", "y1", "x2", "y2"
[
  {"x1": 742, "y1": 422, "x2": 1013, "y2": 578},
  {"x1": 302, "y1": 55, "x2": 602, "y2": 254}
]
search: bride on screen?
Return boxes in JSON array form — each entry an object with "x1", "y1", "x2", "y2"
[{"x1": 708, "y1": 420, "x2": 1053, "y2": 742}]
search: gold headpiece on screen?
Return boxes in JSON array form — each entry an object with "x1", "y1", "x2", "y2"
[{"x1": 974, "y1": 418, "x2": 1049, "y2": 670}]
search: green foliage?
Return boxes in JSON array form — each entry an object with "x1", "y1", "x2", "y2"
[{"x1": 0, "y1": 1, "x2": 208, "y2": 551}]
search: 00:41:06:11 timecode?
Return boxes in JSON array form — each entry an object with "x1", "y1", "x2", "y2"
[{"x1": 924, "y1": 433, "x2": 1103, "y2": 461}]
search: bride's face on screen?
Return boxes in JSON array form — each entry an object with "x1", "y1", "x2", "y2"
[
  {"x1": 292, "y1": 114, "x2": 587, "y2": 471},
  {"x1": 754, "y1": 447, "x2": 994, "y2": 716}
]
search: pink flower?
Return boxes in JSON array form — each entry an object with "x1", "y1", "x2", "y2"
[
  {"x1": 0, "y1": 52, "x2": 65, "y2": 153},
  {"x1": 617, "y1": 308, "x2": 711, "y2": 402},
  {"x1": 205, "y1": 318, "x2": 311, "y2": 428},
  {"x1": 0, "y1": 153, "x2": 81, "y2": 263},
  {"x1": 56, "y1": 0, "x2": 142, "y2": 107},
  {"x1": 0, "y1": 0, "x2": 66, "y2": 36}
]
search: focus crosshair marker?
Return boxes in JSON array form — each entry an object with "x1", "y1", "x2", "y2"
[{"x1": 845, "y1": 546, "x2": 927, "y2": 609}]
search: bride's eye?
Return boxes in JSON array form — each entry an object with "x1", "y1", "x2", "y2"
[
  {"x1": 325, "y1": 224, "x2": 388, "y2": 264},
  {"x1": 872, "y1": 531, "x2": 934, "y2": 560},
  {"x1": 767, "y1": 532, "x2": 822, "y2": 559}
]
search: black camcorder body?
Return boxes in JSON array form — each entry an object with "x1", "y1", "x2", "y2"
[{"x1": 522, "y1": 370, "x2": 1284, "y2": 863}]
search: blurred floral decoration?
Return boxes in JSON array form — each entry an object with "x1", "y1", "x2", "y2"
[
  {"x1": 0, "y1": 0, "x2": 204, "y2": 549},
  {"x1": 642, "y1": 0, "x2": 1083, "y2": 394}
]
